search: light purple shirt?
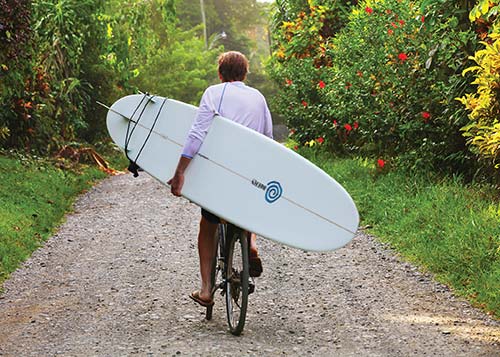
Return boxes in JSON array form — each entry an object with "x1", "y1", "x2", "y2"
[{"x1": 181, "y1": 81, "x2": 273, "y2": 158}]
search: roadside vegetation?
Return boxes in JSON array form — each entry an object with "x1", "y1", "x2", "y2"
[{"x1": 0, "y1": 152, "x2": 108, "y2": 286}]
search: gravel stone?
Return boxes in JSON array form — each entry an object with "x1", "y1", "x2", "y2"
[{"x1": 0, "y1": 174, "x2": 499, "y2": 356}]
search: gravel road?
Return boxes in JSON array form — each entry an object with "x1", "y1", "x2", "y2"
[{"x1": 0, "y1": 174, "x2": 498, "y2": 356}]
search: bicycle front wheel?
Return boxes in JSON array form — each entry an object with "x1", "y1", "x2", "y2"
[
  {"x1": 206, "y1": 224, "x2": 226, "y2": 321},
  {"x1": 225, "y1": 226, "x2": 249, "y2": 335}
]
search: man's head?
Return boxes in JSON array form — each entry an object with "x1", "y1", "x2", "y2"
[{"x1": 218, "y1": 51, "x2": 249, "y2": 82}]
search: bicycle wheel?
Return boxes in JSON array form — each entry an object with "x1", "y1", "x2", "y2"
[
  {"x1": 206, "y1": 224, "x2": 226, "y2": 321},
  {"x1": 224, "y1": 225, "x2": 249, "y2": 335}
]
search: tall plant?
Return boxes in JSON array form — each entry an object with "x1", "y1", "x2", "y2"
[
  {"x1": 32, "y1": 0, "x2": 105, "y2": 145},
  {"x1": 0, "y1": 0, "x2": 36, "y2": 149},
  {"x1": 458, "y1": 1, "x2": 500, "y2": 170}
]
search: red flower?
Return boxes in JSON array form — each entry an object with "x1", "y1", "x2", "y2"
[
  {"x1": 365, "y1": 7, "x2": 373, "y2": 14},
  {"x1": 388, "y1": 29, "x2": 394, "y2": 36},
  {"x1": 344, "y1": 123, "x2": 352, "y2": 132},
  {"x1": 399, "y1": 20, "x2": 405, "y2": 26},
  {"x1": 377, "y1": 159, "x2": 385, "y2": 168},
  {"x1": 391, "y1": 22, "x2": 398, "y2": 28},
  {"x1": 421, "y1": 15, "x2": 425, "y2": 23},
  {"x1": 285, "y1": 79, "x2": 293, "y2": 86},
  {"x1": 356, "y1": 70, "x2": 363, "y2": 77},
  {"x1": 317, "y1": 137, "x2": 324, "y2": 144},
  {"x1": 333, "y1": 119, "x2": 338, "y2": 126},
  {"x1": 318, "y1": 80, "x2": 326, "y2": 89},
  {"x1": 398, "y1": 53, "x2": 408, "y2": 62},
  {"x1": 345, "y1": 82, "x2": 352, "y2": 89},
  {"x1": 353, "y1": 121, "x2": 359, "y2": 130},
  {"x1": 302, "y1": 100, "x2": 308, "y2": 107},
  {"x1": 293, "y1": 145, "x2": 298, "y2": 151},
  {"x1": 421, "y1": 111, "x2": 431, "y2": 119}
]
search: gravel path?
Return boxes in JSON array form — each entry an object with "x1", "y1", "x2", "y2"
[{"x1": 0, "y1": 174, "x2": 498, "y2": 356}]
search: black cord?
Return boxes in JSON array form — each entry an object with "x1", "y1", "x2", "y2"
[{"x1": 130, "y1": 97, "x2": 168, "y2": 176}]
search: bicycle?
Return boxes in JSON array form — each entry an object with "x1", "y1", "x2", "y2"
[{"x1": 205, "y1": 222, "x2": 254, "y2": 335}]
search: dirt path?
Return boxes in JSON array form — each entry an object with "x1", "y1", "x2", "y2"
[{"x1": 0, "y1": 174, "x2": 498, "y2": 356}]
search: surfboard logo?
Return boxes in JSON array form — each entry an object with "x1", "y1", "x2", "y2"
[
  {"x1": 251, "y1": 179, "x2": 283, "y2": 204},
  {"x1": 265, "y1": 181, "x2": 283, "y2": 204}
]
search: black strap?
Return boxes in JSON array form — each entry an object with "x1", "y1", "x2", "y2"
[
  {"x1": 124, "y1": 94, "x2": 166, "y2": 177},
  {"x1": 124, "y1": 94, "x2": 149, "y2": 176}
]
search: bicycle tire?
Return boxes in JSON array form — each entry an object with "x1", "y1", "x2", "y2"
[
  {"x1": 206, "y1": 224, "x2": 226, "y2": 320},
  {"x1": 224, "y1": 225, "x2": 249, "y2": 335}
]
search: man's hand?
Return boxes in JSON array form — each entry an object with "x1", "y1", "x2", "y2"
[
  {"x1": 167, "y1": 156, "x2": 192, "y2": 197},
  {"x1": 167, "y1": 173, "x2": 184, "y2": 197}
]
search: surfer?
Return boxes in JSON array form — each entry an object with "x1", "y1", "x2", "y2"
[{"x1": 168, "y1": 51, "x2": 273, "y2": 307}]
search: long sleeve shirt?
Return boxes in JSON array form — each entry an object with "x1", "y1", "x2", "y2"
[{"x1": 181, "y1": 81, "x2": 273, "y2": 158}]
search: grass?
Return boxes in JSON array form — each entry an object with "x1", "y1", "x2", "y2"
[
  {"x1": 0, "y1": 152, "x2": 108, "y2": 286},
  {"x1": 301, "y1": 148, "x2": 500, "y2": 318}
]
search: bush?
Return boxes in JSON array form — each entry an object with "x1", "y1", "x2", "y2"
[{"x1": 269, "y1": 0, "x2": 479, "y2": 174}]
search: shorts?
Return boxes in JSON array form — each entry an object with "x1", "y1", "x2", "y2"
[{"x1": 201, "y1": 208, "x2": 221, "y2": 224}]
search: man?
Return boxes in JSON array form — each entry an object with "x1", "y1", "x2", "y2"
[{"x1": 168, "y1": 51, "x2": 273, "y2": 307}]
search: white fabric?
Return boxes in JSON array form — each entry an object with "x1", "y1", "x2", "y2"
[{"x1": 181, "y1": 81, "x2": 273, "y2": 158}]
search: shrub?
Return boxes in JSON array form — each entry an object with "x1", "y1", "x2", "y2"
[{"x1": 269, "y1": 0, "x2": 478, "y2": 174}]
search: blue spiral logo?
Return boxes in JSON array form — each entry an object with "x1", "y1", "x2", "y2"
[{"x1": 265, "y1": 181, "x2": 283, "y2": 204}]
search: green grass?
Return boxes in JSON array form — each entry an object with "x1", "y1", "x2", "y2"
[
  {"x1": 302, "y1": 149, "x2": 500, "y2": 318},
  {"x1": 0, "y1": 153, "x2": 107, "y2": 285}
]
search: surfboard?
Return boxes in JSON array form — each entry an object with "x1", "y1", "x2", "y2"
[{"x1": 105, "y1": 93, "x2": 359, "y2": 251}]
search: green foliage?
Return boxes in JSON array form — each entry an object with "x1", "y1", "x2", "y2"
[
  {"x1": 132, "y1": 27, "x2": 219, "y2": 104},
  {"x1": 0, "y1": 153, "x2": 106, "y2": 284},
  {"x1": 469, "y1": 0, "x2": 500, "y2": 22},
  {"x1": 268, "y1": 0, "x2": 357, "y2": 145},
  {"x1": 0, "y1": 0, "x2": 35, "y2": 149},
  {"x1": 33, "y1": 0, "x2": 104, "y2": 142},
  {"x1": 269, "y1": 0, "x2": 478, "y2": 174},
  {"x1": 458, "y1": 3, "x2": 500, "y2": 169},
  {"x1": 301, "y1": 148, "x2": 500, "y2": 318},
  {"x1": 1, "y1": 0, "x2": 243, "y2": 151}
]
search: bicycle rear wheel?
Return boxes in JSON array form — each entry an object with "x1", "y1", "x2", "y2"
[{"x1": 224, "y1": 226, "x2": 249, "y2": 335}]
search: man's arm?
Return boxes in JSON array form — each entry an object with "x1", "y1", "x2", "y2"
[
  {"x1": 167, "y1": 156, "x2": 192, "y2": 197},
  {"x1": 168, "y1": 87, "x2": 215, "y2": 197}
]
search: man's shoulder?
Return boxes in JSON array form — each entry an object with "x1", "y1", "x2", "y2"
[{"x1": 239, "y1": 83, "x2": 266, "y2": 100}]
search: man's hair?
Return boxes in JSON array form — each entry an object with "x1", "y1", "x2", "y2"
[{"x1": 218, "y1": 51, "x2": 249, "y2": 82}]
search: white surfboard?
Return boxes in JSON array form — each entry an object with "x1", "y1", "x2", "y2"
[{"x1": 106, "y1": 93, "x2": 359, "y2": 251}]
